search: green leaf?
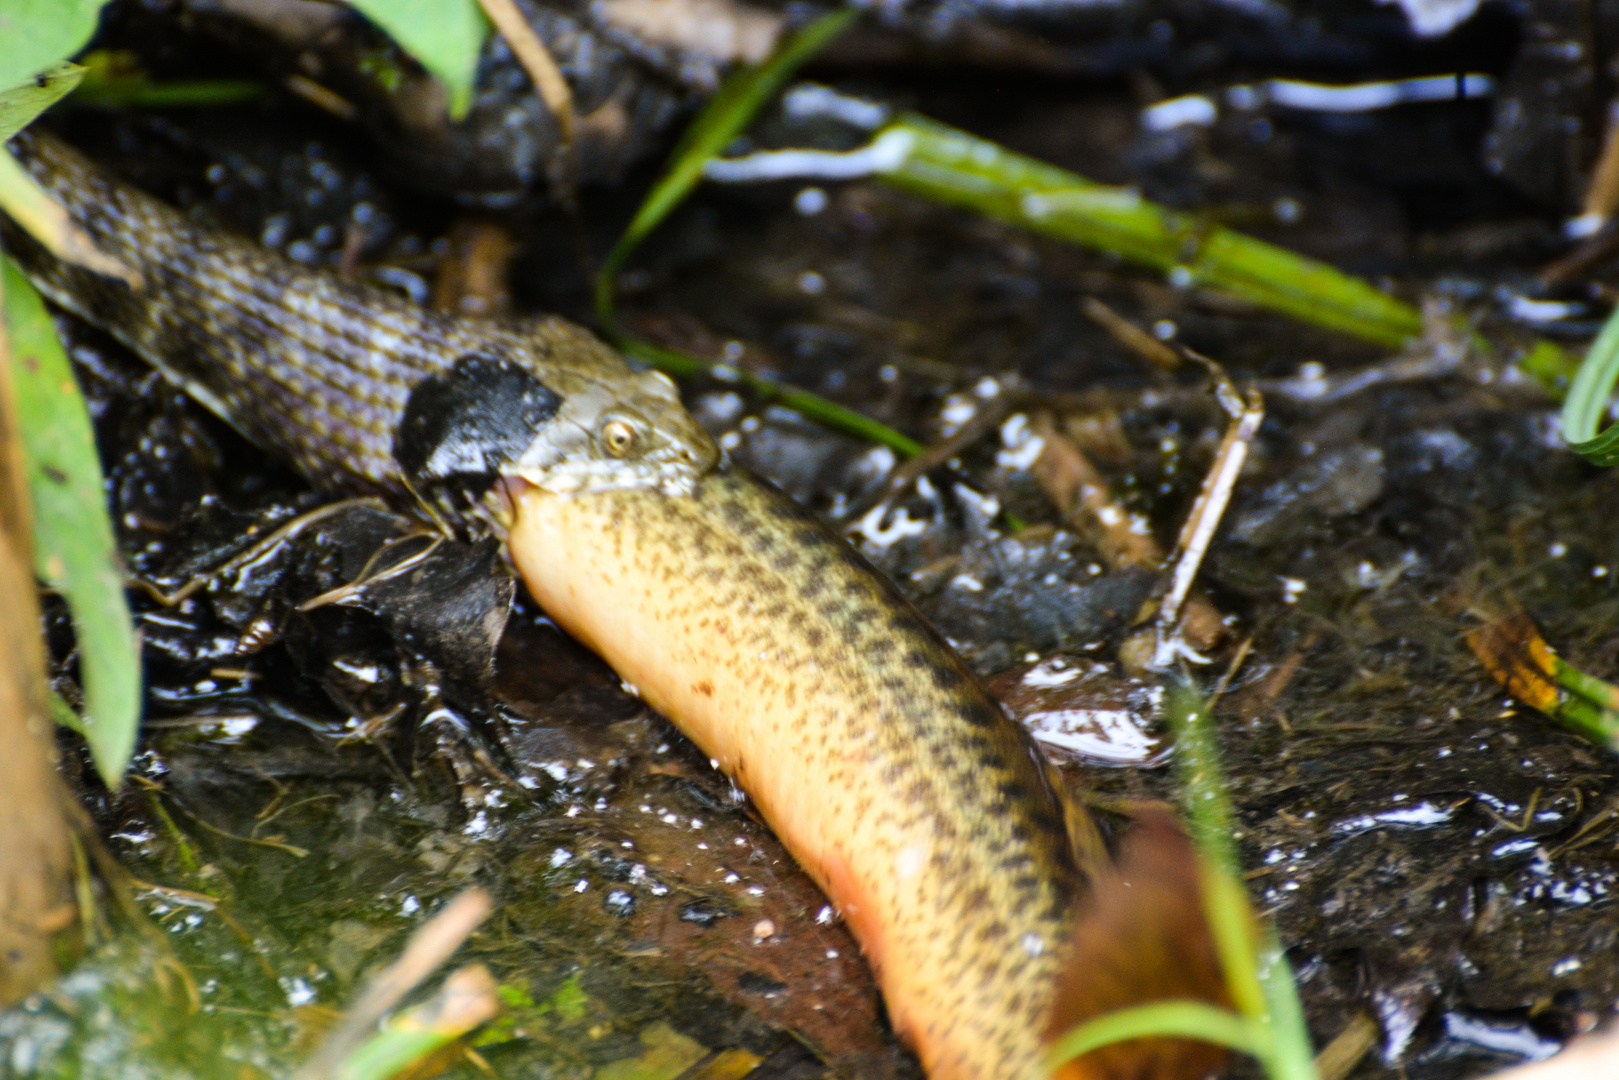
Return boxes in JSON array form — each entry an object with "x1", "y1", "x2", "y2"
[
  {"x1": 49, "y1": 688, "x2": 86, "y2": 736},
  {"x1": 1045, "y1": 1000, "x2": 1265, "y2": 1071},
  {"x1": 343, "y1": 0, "x2": 490, "y2": 120},
  {"x1": 3, "y1": 254, "x2": 140, "y2": 787},
  {"x1": 1562, "y1": 302, "x2": 1619, "y2": 465},
  {"x1": 0, "y1": 62, "x2": 85, "y2": 143},
  {"x1": 0, "y1": 0, "x2": 110, "y2": 97}
]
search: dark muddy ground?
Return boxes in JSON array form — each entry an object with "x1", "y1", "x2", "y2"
[{"x1": 8, "y1": 2, "x2": 1619, "y2": 1078}]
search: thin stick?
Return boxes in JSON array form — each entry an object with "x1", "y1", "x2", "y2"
[
  {"x1": 1031, "y1": 412, "x2": 1226, "y2": 651},
  {"x1": 1030, "y1": 411, "x2": 1161, "y2": 570},
  {"x1": 1207, "y1": 635, "x2": 1255, "y2": 706},
  {"x1": 296, "y1": 534, "x2": 446, "y2": 612},
  {"x1": 284, "y1": 75, "x2": 359, "y2": 122},
  {"x1": 1312, "y1": 1010, "x2": 1377, "y2": 1080},
  {"x1": 133, "y1": 498, "x2": 387, "y2": 607},
  {"x1": 855, "y1": 392, "x2": 1014, "y2": 519},
  {"x1": 1080, "y1": 296, "x2": 1181, "y2": 375},
  {"x1": 476, "y1": 0, "x2": 575, "y2": 149},
  {"x1": 292, "y1": 888, "x2": 494, "y2": 1080},
  {"x1": 1149, "y1": 359, "x2": 1263, "y2": 669},
  {"x1": 1582, "y1": 102, "x2": 1619, "y2": 226}
]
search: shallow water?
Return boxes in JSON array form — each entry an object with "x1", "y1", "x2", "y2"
[{"x1": 13, "y1": 4, "x2": 1619, "y2": 1078}]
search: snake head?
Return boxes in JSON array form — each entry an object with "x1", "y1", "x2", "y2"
[
  {"x1": 394, "y1": 353, "x2": 720, "y2": 533},
  {"x1": 511, "y1": 367, "x2": 721, "y2": 497}
]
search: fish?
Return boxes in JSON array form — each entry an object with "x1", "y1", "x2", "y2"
[
  {"x1": 4, "y1": 128, "x2": 1222, "y2": 1080},
  {"x1": 504, "y1": 471, "x2": 1090, "y2": 1077}
]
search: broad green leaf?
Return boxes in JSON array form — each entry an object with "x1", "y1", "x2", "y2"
[
  {"x1": 0, "y1": 62, "x2": 84, "y2": 143},
  {"x1": 0, "y1": 0, "x2": 110, "y2": 94},
  {"x1": 594, "y1": 1023, "x2": 706, "y2": 1080},
  {"x1": 3, "y1": 254, "x2": 139, "y2": 787},
  {"x1": 343, "y1": 0, "x2": 490, "y2": 120}
]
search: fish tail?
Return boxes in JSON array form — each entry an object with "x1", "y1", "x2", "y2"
[{"x1": 1044, "y1": 808, "x2": 1237, "y2": 1080}]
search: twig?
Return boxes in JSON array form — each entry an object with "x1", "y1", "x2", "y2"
[
  {"x1": 296, "y1": 533, "x2": 446, "y2": 613},
  {"x1": 292, "y1": 888, "x2": 494, "y2": 1080},
  {"x1": 133, "y1": 498, "x2": 387, "y2": 607},
  {"x1": 128, "y1": 878, "x2": 280, "y2": 982},
  {"x1": 1140, "y1": 357, "x2": 1263, "y2": 670},
  {"x1": 1576, "y1": 103, "x2": 1619, "y2": 235},
  {"x1": 328, "y1": 965, "x2": 501, "y2": 1080},
  {"x1": 1080, "y1": 296, "x2": 1180, "y2": 376},
  {"x1": 1153, "y1": 399, "x2": 1261, "y2": 662},
  {"x1": 1208, "y1": 635, "x2": 1254, "y2": 706},
  {"x1": 1539, "y1": 223, "x2": 1619, "y2": 284},
  {"x1": 0, "y1": 150, "x2": 141, "y2": 288},
  {"x1": 476, "y1": 0, "x2": 575, "y2": 150},
  {"x1": 171, "y1": 805, "x2": 310, "y2": 859},
  {"x1": 854, "y1": 392, "x2": 1015, "y2": 519},
  {"x1": 1030, "y1": 411, "x2": 1226, "y2": 650},
  {"x1": 1029, "y1": 411, "x2": 1161, "y2": 571},
  {"x1": 1313, "y1": 1010, "x2": 1378, "y2": 1080},
  {"x1": 284, "y1": 75, "x2": 359, "y2": 122}
]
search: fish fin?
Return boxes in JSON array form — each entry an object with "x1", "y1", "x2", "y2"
[{"x1": 1044, "y1": 808, "x2": 1234, "y2": 1080}]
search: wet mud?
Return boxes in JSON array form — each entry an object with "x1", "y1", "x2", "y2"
[{"x1": 11, "y1": 2, "x2": 1619, "y2": 1078}]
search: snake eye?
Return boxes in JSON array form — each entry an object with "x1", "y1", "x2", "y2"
[{"x1": 601, "y1": 418, "x2": 639, "y2": 458}]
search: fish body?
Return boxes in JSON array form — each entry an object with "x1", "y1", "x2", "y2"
[
  {"x1": 5, "y1": 131, "x2": 1105, "y2": 1080},
  {"x1": 506, "y1": 473, "x2": 1086, "y2": 1078}
]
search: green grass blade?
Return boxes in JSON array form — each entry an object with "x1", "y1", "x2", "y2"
[
  {"x1": 0, "y1": 147, "x2": 140, "y2": 285},
  {"x1": 1043, "y1": 1000, "x2": 1265, "y2": 1073},
  {"x1": 1550, "y1": 695, "x2": 1619, "y2": 753},
  {"x1": 878, "y1": 114, "x2": 1424, "y2": 349},
  {"x1": 1164, "y1": 680, "x2": 1263, "y2": 1018},
  {"x1": 593, "y1": 8, "x2": 925, "y2": 458},
  {"x1": 3, "y1": 254, "x2": 140, "y2": 787},
  {"x1": 594, "y1": 7, "x2": 860, "y2": 324},
  {"x1": 622, "y1": 337, "x2": 922, "y2": 457},
  {"x1": 1467, "y1": 614, "x2": 1619, "y2": 754},
  {"x1": 1164, "y1": 677, "x2": 1319, "y2": 1080},
  {"x1": 1561, "y1": 303, "x2": 1619, "y2": 464},
  {"x1": 343, "y1": 0, "x2": 490, "y2": 120},
  {"x1": 329, "y1": 966, "x2": 500, "y2": 1080},
  {"x1": 0, "y1": 0, "x2": 109, "y2": 96},
  {"x1": 71, "y1": 78, "x2": 265, "y2": 108},
  {"x1": 1551, "y1": 652, "x2": 1619, "y2": 714},
  {"x1": 1255, "y1": 940, "x2": 1320, "y2": 1080},
  {"x1": 0, "y1": 62, "x2": 85, "y2": 142}
]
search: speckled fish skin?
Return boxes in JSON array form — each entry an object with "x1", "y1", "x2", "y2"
[
  {"x1": 506, "y1": 471, "x2": 1088, "y2": 1080},
  {"x1": 2, "y1": 130, "x2": 714, "y2": 500}
]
